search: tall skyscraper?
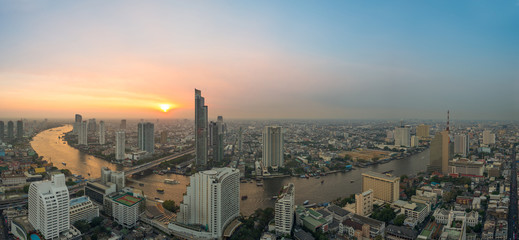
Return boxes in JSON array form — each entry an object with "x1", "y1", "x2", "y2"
[
  {"x1": 262, "y1": 126, "x2": 284, "y2": 168},
  {"x1": 173, "y1": 168, "x2": 240, "y2": 239},
  {"x1": 394, "y1": 126, "x2": 410, "y2": 147},
  {"x1": 16, "y1": 120, "x2": 23, "y2": 139},
  {"x1": 0, "y1": 121, "x2": 4, "y2": 142},
  {"x1": 362, "y1": 171, "x2": 399, "y2": 203},
  {"x1": 428, "y1": 131, "x2": 452, "y2": 174},
  {"x1": 99, "y1": 120, "x2": 106, "y2": 145},
  {"x1": 275, "y1": 183, "x2": 295, "y2": 235},
  {"x1": 79, "y1": 121, "x2": 88, "y2": 145},
  {"x1": 454, "y1": 134, "x2": 469, "y2": 157},
  {"x1": 120, "y1": 119, "x2": 126, "y2": 130},
  {"x1": 160, "y1": 131, "x2": 168, "y2": 144},
  {"x1": 28, "y1": 174, "x2": 70, "y2": 240},
  {"x1": 195, "y1": 89, "x2": 208, "y2": 166},
  {"x1": 138, "y1": 122, "x2": 155, "y2": 154},
  {"x1": 7, "y1": 121, "x2": 14, "y2": 140},
  {"x1": 238, "y1": 127, "x2": 243, "y2": 157},
  {"x1": 116, "y1": 131, "x2": 125, "y2": 160},
  {"x1": 209, "y1": 117, "x2": 225, "y2": 163},
  {"x1": 110, "y1": 171, "x2": 125, "y2": 192},
  {"x1": 88, "y1": 118, "x2": 97, "y2": 133},
  {"x1": 416, "y1": 124, "x2": 430, "y2": 139},
  {"x1": 73, "y1": 114, "x2": 82, "y2": 135}
]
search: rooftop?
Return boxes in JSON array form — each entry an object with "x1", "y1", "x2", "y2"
[
  {"x1": 70, "y1": 196, "x2": 90, "y2": 206},
  {"x1": 362, "y1": 171, "x2": 399, "y2": 181},
  {"x1": 327, "y1": 205, "x2": 350, "y2": 217},
  {"x1": 111, "y1": 192, "x2": 143, "y2": 207}
]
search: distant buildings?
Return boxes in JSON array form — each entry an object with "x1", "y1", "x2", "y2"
[
  {"x1": 7, "y1": 120, "x2": 14, "y2": 140},
  {"x1": 99, "y1": 120, "x2": 106, "y2": 145},
  {"x1": 394, "y1": 126, "x2": 410, "y2": 147},
  {"x1": 16, "y1": 120, "x2": 23, "y2": 139},
  {"x1": 449, "y1": 158, "x2": 484, "y2": 177},
  {"x1": 0, "y1": 120, "x2": 4, "y2": 141},
  {"x1": 73, "y1": 114, "x2": 82, "y2": 135},
  {"x1": 355, "y1": 190, "x2": 373, "y2": 216},
  {"x1": 120, "y1": 119, "x2": 126, "y2": 130},
  {"x1": 454, "y1": 134, "x2": 469, "y2": 157},
  {"x1": 428, "y1": 131, "x2": 452, "y2": 174},
  {"x1": 275, "y1": 183, "x2": 295, "y2": 235},
  {"x1": 88, "y1": 118, "x2": 97, "y2": 133},
  {"x1": 482, "y1": 130, "x2": 495, "y2": 145},
  {"x1": 416, "y1": 124, "x2": 430, "y2": 139},
  {"x1": 79, "y1": 121, "x2": 88, "y2": 145},
  {"x1": 138, "y1": 122, "x2": 155, "y2": 154},
  {"x1": 28, "y1": 174, "x2": 70, "y2": 240},
  {"x1": 362, "y1": 171, "x2": 399, "y2": 203},
  {"x1": 115, "y1": 131, "x2": 125, "y2": 160},
  {"x1": 195, "y1": 89, "x2": 208, "y2": 166},
  {"x1": 263, "y1": 126, "x2": 284, "y2": 168},
  {"x1": 171, "y1": 167, "x2": 240, "y2": 239}
]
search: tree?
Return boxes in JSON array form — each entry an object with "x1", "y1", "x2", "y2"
[
  {"x1": 90, "y1": 216, "x2": 104, "y2": 228},
  {"x1": 394, "y1": 214, "x2": 406, "y2": 226},
  {"x1": 163, "y1": 200, "x2": 178, "y2": 213},
  {"x1": 23, "y1": 184, "x2": 30, "y2": 193},
  {"x1": 73, "y1": 220, "x2": 90, "y2": 233},
  {"x1": 60, "y1": 169, "x2": 72, "y2": 177},
  {"x1": 76, "y1": 190, "x2": 84, "y2": 197}
]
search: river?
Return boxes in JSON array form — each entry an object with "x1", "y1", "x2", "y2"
[{"x1": 31, "y1": 125, "x2": 430, "y2": 216}]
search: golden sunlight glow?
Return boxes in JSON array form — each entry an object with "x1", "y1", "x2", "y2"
[{"x1": 160, "y1": 104, "x2": 171, "y2": 112}]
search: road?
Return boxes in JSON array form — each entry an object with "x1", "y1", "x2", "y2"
[
  {"x1": 124, "y1": 149, "x2": 195, "y2": 176},
  {"x1": 508, "y1": 144, "x2": 517, "y2": 239}
]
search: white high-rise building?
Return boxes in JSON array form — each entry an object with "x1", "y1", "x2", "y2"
[
  {"x1": 110, "y1": 171, "x2": 125, "y2": 191},
  {"x1": 454, "y1": 134, "x2": 469, "y2": 157},
  {"x1": 116, "y1": 131, "x2": 125, "y2": 161},
  {"x1": 394, "y1": 126, "x2": 410, "y2": 147},
  {"x1": 482, "y1": 130, "x2": 495, "y2": 145},
  {"x1": 262, "y1": 126, "x2": 284, "y2": 168},
  {"x1": 28, "y1": 174, "x2": 70, "y2": 240},
  {"x1": 99, "y1": 121, "x2": 105, "y2": 145},
  {"x1": 275, "y1": 183, "x2": 295, "y2": 235},
  {"x1": 171, "y1": 168, "x2": 240, "y2": 239},
  {"x1": 79, "y1": 121, "x2": 88, "y2": 145}
]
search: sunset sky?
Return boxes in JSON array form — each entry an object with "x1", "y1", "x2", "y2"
[{"x1": 0, "y1": 1, "x2": 518, "y2": 120}]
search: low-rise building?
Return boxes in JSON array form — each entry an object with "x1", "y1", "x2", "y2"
[
  {"x1": 69, "y1": 196, "x2": 99, "y2": 224},
  {"x1": 385, "y1": 224, "x2": 417, "y2": 240},
  {"x1": 295, "y1": 206, "x2": 329, "y2": 233}
]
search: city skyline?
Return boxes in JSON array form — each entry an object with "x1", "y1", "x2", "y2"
[{"x1": 0, "y1": 1, "x2": 518, "y2": 120}]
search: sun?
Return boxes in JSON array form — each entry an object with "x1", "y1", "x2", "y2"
[{"x1": 160, "y1": 104, "x2": 171, "y2": 112}]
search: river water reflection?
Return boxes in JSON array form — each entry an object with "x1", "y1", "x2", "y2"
[{"x1": 31, "y1": 125, "x2": 429, "y2": 216}]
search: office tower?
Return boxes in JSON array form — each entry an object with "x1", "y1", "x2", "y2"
[
  {"x1": 110, "y1": 171, "x2": 125, "y2": 191},
  {"x1": 394, "y1": 126, "x2": 410, "y2": 147},
  {"x1": 0, "y1": 121, "x2": 4, "y2": 141},
  {"x1": 28, "y1": 174, "x2": 70, "y2": 240},
  {"x1": 428, "y1": 131, "x2": 452, "y2": 174},
  {"x1": 116, "y1": 131, "x2": 125, "y2": 160},
  {"x1": 482, "y1": 130, "x2": 495, "y2": 145},
  {"x1": 454, "y1": 134, "x2": 469, "y2": 157},
  {"x1": 209, "y1": 117, "x2": 224, "y2": 163},
  {"x1": 160, "y1": 131, "x2": 168, "y2": 144},
  {"x1": 362, "y1": 171, "x2": 400, "y2": 203},
  {"x1": 275, "y1": 183, "x2": 295, "y2": 235},
  {"x1": 88, "y1": 118, "x2": 97, "y2": 133},
  {"x1": 262, "y1": 126, "x2": 284, "y2": 168},
  {"x1": 69, "y1": 196, "x2": 99, "y2": 225},
  {"x1": 195, "y1": 89, "x2": 208, "y2": 165},
  {"x1": 138, "y1": 122, "x2": 155, "y2": 154},
  {"x1": 416, "y1": 124, "x2": 430, "y2": 139},
  {"x1": 73, "y1": 114, "x2": 82, "y2": 134},
  {"x1": 16, "y1": 120, "x2": 23, "y2": 139},
  {"x1": 238, "y1": 127, "x2": 243, "y2": 157},
  {"x1": 174, "y1": 168, "x2": 240, "y2": 239},
  {"x1": 355, "y1": 189, "x2": 373, "y2": 216},
  {"x1": 101, "y1": 167, "x2": 112, "y2": 185},
  {"x1": 410, "y1": 135, "x2": 419, "y2": 147},
  {"x1": 79, "y1": 121, "x2": 88, "y2": 145},
  {"x1": 99, "y1": 121, "x2": 106, "y2": 145},
  {"x1": 7, "y1": 121, "x2": 14, "y2": 140},
  {"x1": 120, "y1": 119, "x2": 126, "y2": 130},
  {"x1": 106, "y1": 192, "x2": 144, "y2": 228}
]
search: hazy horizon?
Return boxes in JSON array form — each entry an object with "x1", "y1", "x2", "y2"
[{"x1": 1, "y1": 1, "x2": 518, "y2": 120}]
